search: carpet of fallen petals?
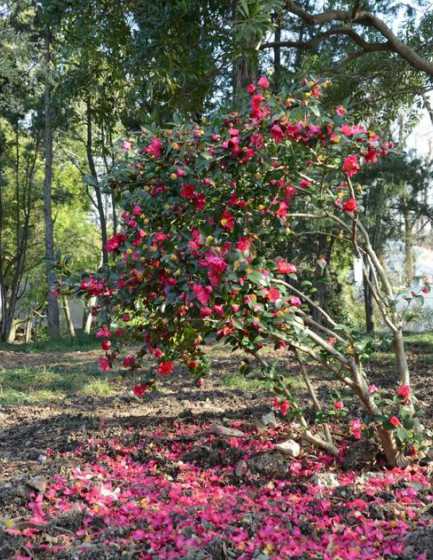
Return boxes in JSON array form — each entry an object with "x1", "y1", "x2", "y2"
[{"x1": 6, "y1": 419, "x2": 433, "y2": 560}]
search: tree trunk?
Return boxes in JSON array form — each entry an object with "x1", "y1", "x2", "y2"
[
  {"x1": 273, "y1": 21, "x2": 282, "y2": 92},
  {"x1": 43, "y1": 32, "x2": 60, "y2": 339},
  {"x1": 86, "y1": 99, "x2": 109, "y2": 266},
  {"x1": 62, "y1": 295, "x2": 76, "y2": 338},
  {"x1": 7, "y1": 320, "x2": 17, "y2": 343},
  {"x1": 25, "y1": 318, "x2": 32, "y2": 343},
  {"x1": 83, "y1": 296, "x2": 97, "y2": 334},
  {"x1": 403, "y1": 208, "x2": 414, "y2": 286},
  {"x1": 363, "y1": 257, "x2": 375, "y2": 333},
  {"x1": 232, "y1": 0, "x2": 258, "y2": 108}
]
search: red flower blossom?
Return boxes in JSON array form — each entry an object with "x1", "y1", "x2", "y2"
[
  {"x1": 342, "y1": 154, "x2": 360, "y2": 177},
  {"x1": 220, "y1": 209, "x2": 235, "y2": 231},
  {"x1": 98, "y1": 356, "x2": 111, "y2": 372},
  {"x1": 144, "y1": 137, "x2": 163, "y2": 158},
  {"x1": 289, "y1": 296, "x2": 302, "y2": 307},
  {"x1": 96, "y1": 325, "x2": 111, "y2": 339},
  {"x1": 265, "y1": 287, "x2": 281, "y2": 303},
  {"x1": 273, "y1": 398, "x2": 290, "y2": 416},
  {"x1": 270, "y1": 124, "x2": 284, "y2": 143},
  {"x1": 180, "y1": 184, "x2": 196, "y2": 199},
  {"x1": 334, "y1": 400, "x2": 344, "y2": 410},
  {"x1": 158, "y1": 361, "x2": 174, "y2": 376},
  {"x1": 276, "y1": 259, "x2": 296, "y2": 275},
  {"x1": 246, "y1": 83, "x2": 256, "y2": 95},
  {"x1": 192, "y1": 283, "x2": 212, "y2": 305},
  {"x1": 101, "y1": 340, "x2": 111, "y2": 351},
  {"x1": 397, "y1": 384, "x2": 410, "y2": 400},
  {"x1": 257, "y1": 76, "x2": 270, "y2": 89},
  {"x1": 123, "y1": 355, "x2": 136, "y2": 368},
  {"x1": 236, "y1": 237, "x2": 252, "y2": 253},
  {"x1": 133, "y1": 384, "x2": 148, "y2": 397},
  {"x1": 389, "y1": 416, "x2": 401, "y2": 428},
  {"x1": 276, "y1": 201, "x2": 288, "y2": 219},
  {"x1": 342, "y1": 198, "x2": 358, "y2": 213},
  {"x1": 350, "y1": 418, "x2": 362, "y2": 440}
]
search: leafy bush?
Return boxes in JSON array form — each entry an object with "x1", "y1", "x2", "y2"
[{"x1": 73, "y1": 78, "x2": 429, "y2": 465}]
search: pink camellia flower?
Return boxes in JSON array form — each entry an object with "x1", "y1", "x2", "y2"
[
  {"x1": 271, "y1": 124, "x2": 284, "y2": 143},
  {"x1": 122, "y1": 139, "x2": 132, "y2": 151},
  {"x1": 158, "y1": 360, "x2": 174, "y2": 376},
  {"x1": 299, "y1": 178, "x2": 312, "y2": 189},
  {"x1": 200, "y1": 306, "x2": 213, "y2": 318},
  {"x1": 257, "y1": 76, "x2": 270, "y2": 89},
  {"x1": 279, "y1": 400, "x2": 290, "y2": 416},
  {"x1": 176, "y1": 167, "x2": 186, "y2": 177},
  {"x1": 123, "y1": 355, "x2": 136, "y2": 368},
  {"x1": 98, "y1": 356, "x2": 111, "y2": 372},
  {"x1": 192, "y1": 283, "x2": 212, "y2": 305},
  {"x1": 276, "y1": 201, "x2": 288, "y2": 219},
  {"x1": 397, "y1": 384, "x2": 410, "y2": 401},
  {"x1": 213, "y1": 304, "x2": 225, "y2": 317},
  {"x1": 246, "y1": 83, "x2": 256, "y2": 95},
  {"x1": 336, "y1": 105, "x2": 347, "y2": 117},
  {"x1": 289, "y1": 296, "x2": 302, "y2": 307},
  {"x1": 273, "y1": 398, "x2": 290, "y2": 416},
  {"x1": 342, "y1": 197, "x2": 358, "y2": 214},
  {"x1": 350, "y1": 418, "x2": 362, "y2": 440},
  {"x1": 365, "y1": 148, "x2": 378, "y2": 164},
  {"x1": 133, "y1": 384, "x2": 148, "y2": 398},
  {"x1": 368, "y1": 384, "x2": 379, "y2": 394},
  {"x1": 334, "y1": 400, "x2": 344, "y2": 410},
  {"x1": 180, "y1": 183, "x2": 196, "y2": 199},
  {"x1": 220, "y1": 208, "x2": 235, "y2": 231},
  {"x1": 250, "y1": 132, "x2": 264, "y2": 149},
  {"x1": 101, "y1": 340, "x2": 111, "y2": 351},
  {"x1": 122, "y1": 313, "x2": 131, "y2": 322},
  {"x1": 132, "y1": 205, "x2": 142, "y2": 216},
  {"x1": 342, "y1": 154, "x2": 360, "y2": 177},
  {"x1": 327, "y1": 336, "x2": 337, "y2": 346},
  {"x1": 389, "y1": 416, "x2": 401, "y2": 428},
  {"x1": 265, "y1": 287, "x2": 281, "y2": 303},
  {"x1": 276, "y1": 259, "x2": 296, "y2": 275},
  {"x1": 236, "y1": 237, "x2": 252, "y2": 253},
  {"x1": 96, "y1": 325, "x2": 111, "y2": 339},
  {"x1": 144, "y1": 137, "x2": 163, "y2": 158}
]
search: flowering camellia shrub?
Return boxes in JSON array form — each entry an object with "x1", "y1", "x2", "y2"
[{"x1": 77, "y1": 78, "x2": 429, "y2": 467}]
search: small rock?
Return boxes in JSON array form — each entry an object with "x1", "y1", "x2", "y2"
[
  {"x1": 247, "y1": 451, "x2": 289, "y2": 479},
  {"x1": 404, "y1": 526, "x2": 433, "y2": 560},
  {"x1": 210, "y1": 423, "x2": 246, "y2": 438},
  {"x1": 26, "y1": 476, "x2": 48, "y2": 494},
  {"x1": 261, "y1": 411, "x2": 278, "y2": 427},
  {"x1": 275, "y1": 439, "x2": 300, "y2": 458},
  {"x1": 235, "y1": 460, "x2": 248, "y2": 478},
  {"x1": 311, "y1": 472, "x2": 339, "y2": 489}
]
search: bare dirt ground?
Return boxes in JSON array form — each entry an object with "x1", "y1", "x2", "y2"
[{"x1": 0, "y1": 343, "x2": 432, "y2": 559}]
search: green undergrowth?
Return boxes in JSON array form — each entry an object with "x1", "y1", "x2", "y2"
[
  {"x1": 0, "y1": 332, "x2": 431, "y2": 406},
  {"x1": 0, "y1": 364, "x2": 115, "y2": 405}
]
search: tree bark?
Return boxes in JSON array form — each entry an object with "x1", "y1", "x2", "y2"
[
  {"x1": 232, "y1": 0, "x2": 258, "y2": 108},
  {"x1": 362, "y1": 257, "x2": 375, "y2": 333},
  {"x1": 62, "y1": 295, "x2": 76, "y2": 338},
  {"x1": 43, "y1": 33, "x2": 60, "y2": 339},
  {"x1": 403, "y1": 208, "x2": 415, "y2": 286},
  {"x1": 261, "y1": 1, "x2": 433, "y2": 78},
  {"x1": 86, "y1": 98, "x2": 109, "y2": 266}
]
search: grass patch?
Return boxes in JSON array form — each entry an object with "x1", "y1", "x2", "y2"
[
  {"x1": 0, "y1": 332, "x2": 99, "y2": 354},
  {"x1": 404, "y1": 331, "x2": 433, "y2": 353},
  {"x1": 0, "y1": 364, "x2": 115, "y2": 405}
]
